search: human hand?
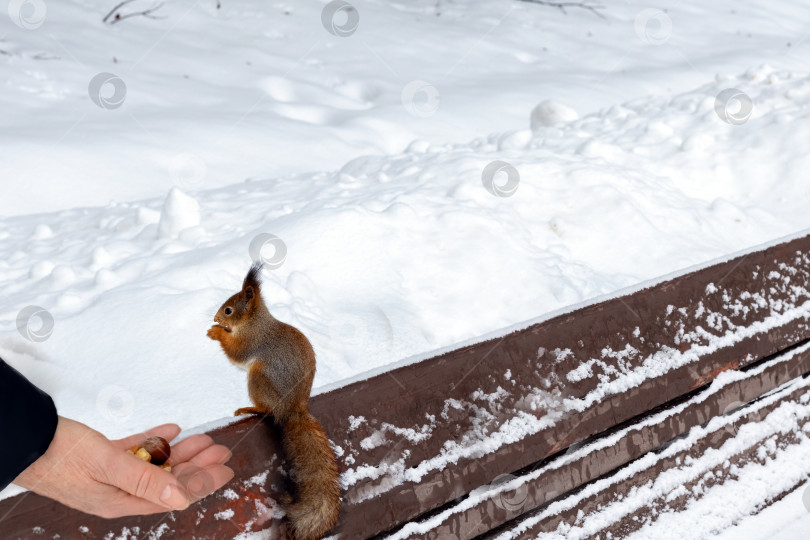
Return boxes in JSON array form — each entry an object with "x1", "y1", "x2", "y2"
[{"x1": 14, "y1": 416, "x2": 234, "y2": 519}]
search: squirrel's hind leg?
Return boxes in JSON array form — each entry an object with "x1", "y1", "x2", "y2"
[
  {"x1": 247, "y1": 362, "x2": 283, "y2": 416},
  {"x1": 234, "y1": 406, "x2": 268, "y2": 417}
]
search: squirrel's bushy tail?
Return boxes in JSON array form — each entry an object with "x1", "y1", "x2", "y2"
[{"x1": 281, "y1": 410, "x2": 341, "y2": 540}]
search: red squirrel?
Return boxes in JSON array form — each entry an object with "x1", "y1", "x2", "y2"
[{"x1": 207, "y1": 263, "x2": 340, "y2": 540}]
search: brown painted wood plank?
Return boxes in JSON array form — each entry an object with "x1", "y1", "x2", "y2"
[
  {"x1": 479, "y1": 373, "x2": 810, "y2": 540},
  {"x1": 1, "y1": 234, "x2": 810, "y2": 539},
  {"x1": 386, "y1": 340, "x2": 810, "y2": 539}
]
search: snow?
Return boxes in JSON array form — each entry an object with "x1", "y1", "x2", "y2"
[
  {"x1": 221, "y1": 489, "x2": 239, "y2": 501},
  {"x1": 214, "y1": 508, "x2": 235, "y2": 520},
  {"x1": 157, "y1": 188, "x2": 201, "y2": 239},
  {"x1": 622, "y1": 431, "x2": 810, "y2": 540},
  {"x1": 530, "y1": 100, "x2": 579, "y2": 129},
  {"x1": 381, "y1": 342, "x2": 810, "y2": 539},
  {"x1": 2, "y1": 2, "x2": 810, "y2": 535},
  {"x1": 713, "y1": 484, "x2": 810, "y2": 540},
  {"x1": 484, "y1": 376, "x2": 810, "y2": 540},
  {"x1": 233, "y1": 532, "x2": 273, "y2": 540},
  {"x1": 3, "y1": 1, "x2": 810, "y2": 218}
]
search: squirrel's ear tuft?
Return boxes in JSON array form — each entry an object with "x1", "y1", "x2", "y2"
[{"x1": 243, "y1": 262, "x2": 263, "y2": 294}]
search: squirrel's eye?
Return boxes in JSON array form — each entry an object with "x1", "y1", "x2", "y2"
[{"x1": 224, "y1": 307, "x2": 233, "y2": 315}]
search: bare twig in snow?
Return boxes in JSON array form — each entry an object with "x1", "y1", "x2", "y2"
[
  {"x1": 103, "y1": 0, "x2": 166, "y2": 24},
  {"x1": 519, "y1": 0, "x2": 605, "y2": 18}
]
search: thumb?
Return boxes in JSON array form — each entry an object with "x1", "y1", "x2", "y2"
[{"x1": 105, "y1": 449, "x2": 190, "y2": 511}]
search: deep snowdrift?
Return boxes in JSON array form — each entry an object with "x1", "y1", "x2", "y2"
[{"x1": 2, "y1": 0, "x2": 810, "y2": 215}]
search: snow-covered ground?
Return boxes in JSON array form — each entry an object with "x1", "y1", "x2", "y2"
[
  {"x1": 3, "y1": 0, "x2": 810, "y2": 216},
  {"x1": 2, "y1": 1, "x2": 810, "y2": 533}
]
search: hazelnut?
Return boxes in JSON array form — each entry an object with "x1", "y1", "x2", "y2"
[
  {"x1": 134, "y1": 447, "x2": 152, "y2": 462},
  {"x1": 142, "y1": 436, "x2": 171, "y2": 466}
]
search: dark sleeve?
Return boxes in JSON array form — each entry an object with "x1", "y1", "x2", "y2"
[{"x1": 0, "y1": 358, "x2": 58, "y2": 491}]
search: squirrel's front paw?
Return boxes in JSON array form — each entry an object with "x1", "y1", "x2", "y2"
[{"x1": 207, "y1": 326, "x2": 222, "y2": 341}]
